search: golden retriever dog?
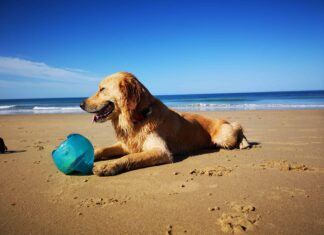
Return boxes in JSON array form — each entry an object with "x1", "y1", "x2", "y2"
[{"x1": 80, "y1": 72, "x2": 250, "y2": 176}]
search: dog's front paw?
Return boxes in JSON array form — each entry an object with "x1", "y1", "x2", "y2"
[
  {"x1": 94, "y1": 148, "x2": 104, "y2": 161},
  {"x1": 92, "y1": 161, "x2": 123, "y2": 176}
]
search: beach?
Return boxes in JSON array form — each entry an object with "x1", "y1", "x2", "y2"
[{"x1": 0, "y1": 109, "x2": 323, "y2": 234}]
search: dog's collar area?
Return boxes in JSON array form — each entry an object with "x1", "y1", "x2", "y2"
[{"x1": 132, "y1": 106, "x2": 153, "y2": 123}]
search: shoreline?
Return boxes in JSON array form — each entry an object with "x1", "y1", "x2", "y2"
[{"x1": 0, "y1": 109, "x2": 323, "y2": 234}]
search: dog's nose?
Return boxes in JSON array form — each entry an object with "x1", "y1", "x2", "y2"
[{"x1": 80, "y1": 101, "x2": 86, "y2": 110}]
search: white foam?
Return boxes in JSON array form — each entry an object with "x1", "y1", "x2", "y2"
[
  {"x1": 0, "y1": 106, "x2": 83, "y2": 115},
  {"x1": 33, "y1": 106, "x2": 81, "y2": 110},
  {"x1": 0, "y1": 103, "x2": 323, "y2": 115},
  {"x1": 31, "y1": 106, "x2": 82, "y2": 114},
  {"x1": 170, "y1": 103, "x2": 324, "y2": 110},
  {"x1": 0, "y1": 105, "x2": 16, "y2": 109}
]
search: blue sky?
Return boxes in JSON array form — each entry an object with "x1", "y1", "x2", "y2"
[{"x1": 0, "y1": 0, "x2": 323, "y2": 99}]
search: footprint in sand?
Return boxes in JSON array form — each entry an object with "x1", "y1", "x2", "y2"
[
  {"x1": 257, "y1": 186, "x2": 309, "y2": 200},
  {"x1": 36, "y1": 146, "x2": 44, "y2": 151},
  {"x1": 168, "y1": 166, "x2": 233, "y2": 195},
  {"x1": 217, "y1": 202, "x2": 261, "y2": 234},
  {"x1": 33, "y1": 141, "x2": 48, "y2": 151},
  {"x1": 259, "y1": 160, "x2": 310, "y2": 171},
  {"x1": 77, "y1": 197, "x2": 128, "y2": 208},
  {"x1": 189, "y1": 166, "x2": 233, "y2": 177},
  {"x1": 46, "y1": 174, "x2": 53, "y2": 182},
  {"x1": 166, "y1": 224, "x2": 173, "y2": 235}
]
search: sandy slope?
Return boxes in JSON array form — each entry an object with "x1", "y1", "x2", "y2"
[{"x1": 0, "y1": 110, "x2": 323, "y2": 234}]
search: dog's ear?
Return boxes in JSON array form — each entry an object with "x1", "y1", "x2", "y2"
[
  {"x1": 119, "y1": 78, "x2": 143, "y2": 112},
  {"x1": 119, "y1": 76, "x2": 154, "y2": 124}
]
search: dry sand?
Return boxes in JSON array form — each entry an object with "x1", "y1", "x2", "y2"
[{"x1": 0, "y1": 110, "x2": 323, "y2": 234}]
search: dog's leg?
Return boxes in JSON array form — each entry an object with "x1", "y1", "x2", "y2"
[
  {"x1": 93, "y1": 149, "x2": 172, "y2": 176},
  {"x1": 212, "y1": 122, "x2": 250, "y2": 149},
  {"x1": 94, "y1": 142, "x2": 129, "y2": 161}
]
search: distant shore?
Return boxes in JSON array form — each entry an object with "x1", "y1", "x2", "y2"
[{"x1": 0, "y1": 110, "x2": 324, "y2": 234}]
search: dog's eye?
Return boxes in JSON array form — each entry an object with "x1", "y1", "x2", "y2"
[{"x1": 99, "y1": 87, "x2": 105, "y2": 92}]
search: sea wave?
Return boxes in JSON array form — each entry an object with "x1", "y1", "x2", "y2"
[
  {"x1": 0, "y1": 103, "x2": 323, "y2": 115},
  {"x1": 0, "y1": 106, "x2": 83, "y2": 115},
  {"x1": 33, "y1": 106, "x2": 81, "y2": 110},
  {"x1": 32, "y1": 106, "x2": 82, "y2": 113},
  {"x1": 169, "y1": 103, "x2": 324, "y2": 110},
  {"x1": 0, "y1": 105, "x2": 16, "y2": 109}
]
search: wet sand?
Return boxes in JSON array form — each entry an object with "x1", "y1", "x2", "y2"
[{"x1": 0, "y1": 110, "x2": 323, "y2": 234}]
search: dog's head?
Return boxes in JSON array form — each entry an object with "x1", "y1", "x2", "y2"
[{"x1": 80, "y1": 72, "x2": 153, "y2": 123}]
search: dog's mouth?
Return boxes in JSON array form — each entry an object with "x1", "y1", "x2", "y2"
[{"x1": 93, "y1": 101, "x2": 115, "y2": 123}]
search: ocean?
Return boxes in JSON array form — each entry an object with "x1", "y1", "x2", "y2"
[{"x1": 0, "y1": 90, "x2": 324, "y2": 115}]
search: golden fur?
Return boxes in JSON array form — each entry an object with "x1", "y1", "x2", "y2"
[{"x1": 81, "y1": 72, "x2": 250, "y2": 176}]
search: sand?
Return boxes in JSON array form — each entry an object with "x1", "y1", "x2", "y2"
[{"x1": 0, "y1": 110, "x2": 323, "y2": 234}]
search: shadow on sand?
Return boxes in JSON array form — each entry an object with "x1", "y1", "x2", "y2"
[
  {"x1": 1, "y1": 150, "x2": 26, "y2": 154},
  {"x1": 174, "y1": 141, "x2": 261, "y2": 163}
]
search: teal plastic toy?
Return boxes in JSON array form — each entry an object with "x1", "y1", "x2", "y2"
[{"x1": 52, "y1": 134, "x2": 94, "y2": 175}]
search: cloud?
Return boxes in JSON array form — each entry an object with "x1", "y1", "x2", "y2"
[{"x1": 0, "y1": 56, "x2": 100, "y2": 83}]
